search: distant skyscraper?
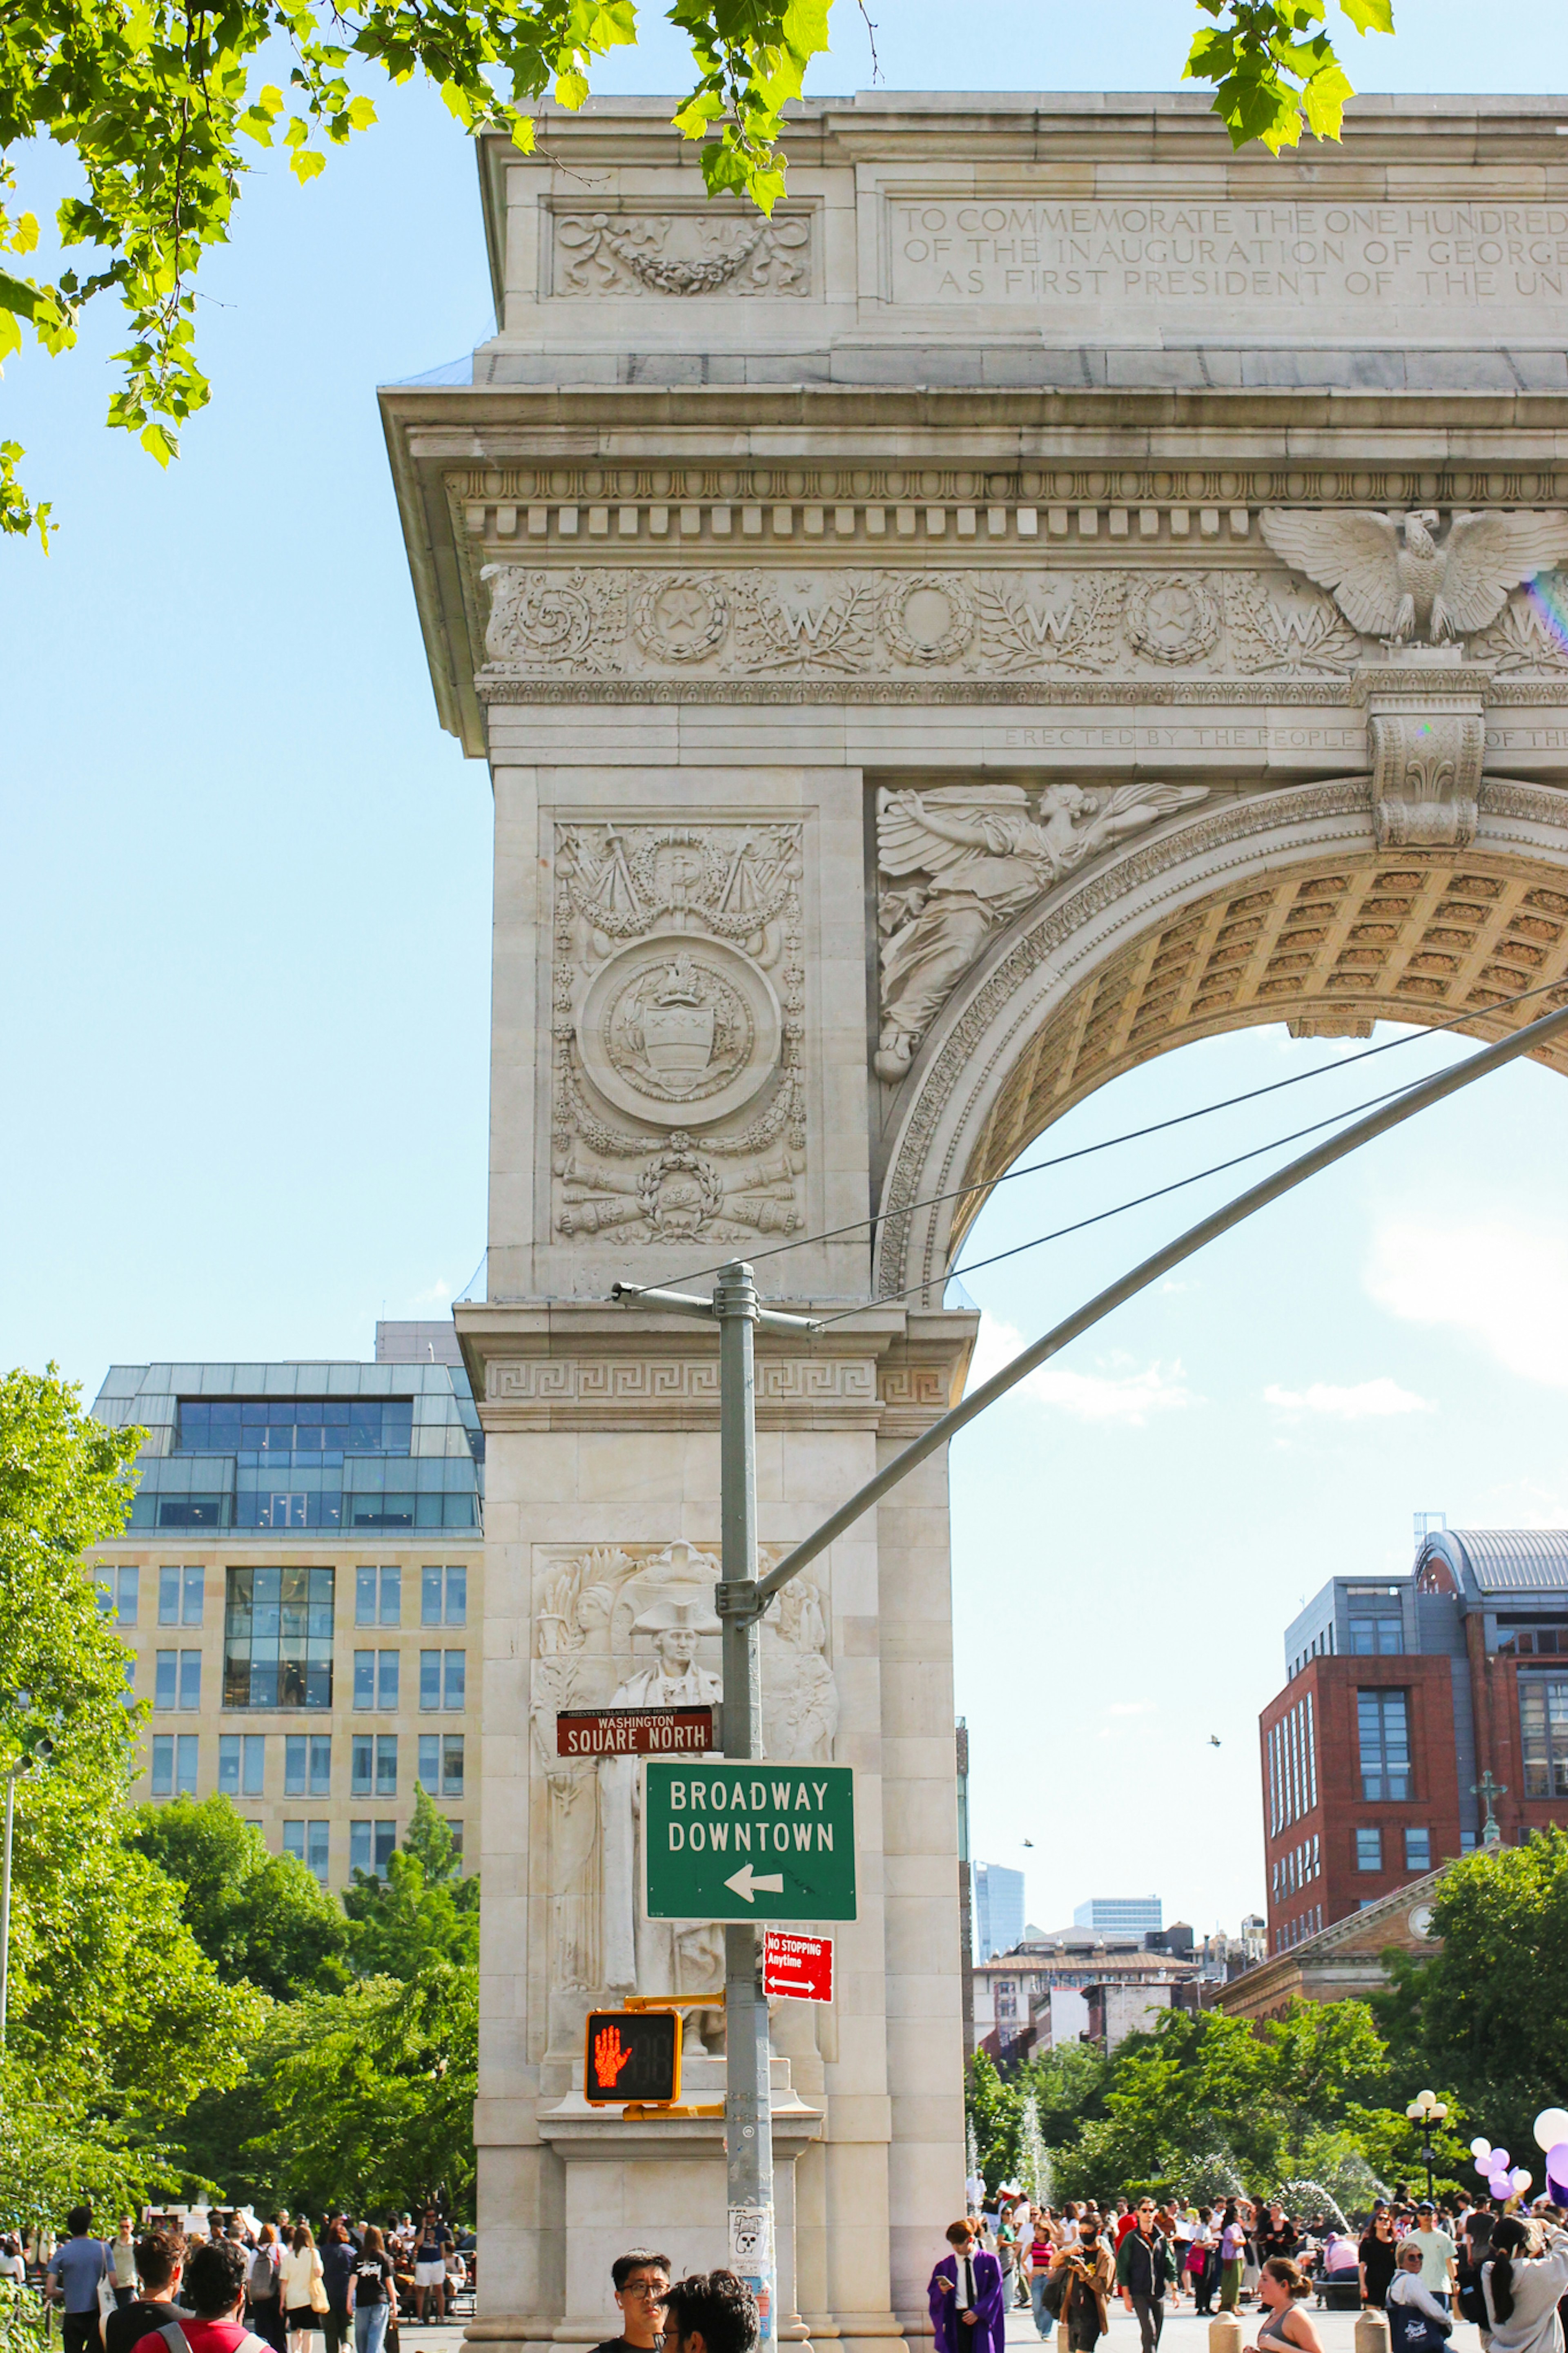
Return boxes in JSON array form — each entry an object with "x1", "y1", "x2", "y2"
[
  {"x1": 974, "y1": 1860, "x2": 1025, "y2": 1957},
  {"x1": 1073, "y1": 1895, "x2": 1163, "y2": 1934}
]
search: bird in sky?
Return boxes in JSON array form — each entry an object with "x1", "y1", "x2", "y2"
[
  {"x1": 1022, "y1": 1838, "x2": 1034, "y2": 1847},
  {"x1": 1209, "y1": 1735, "x2": 1222, "y2": 1748}
]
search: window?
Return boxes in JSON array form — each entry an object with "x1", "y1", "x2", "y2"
[
  {"x1": 356, "y1": 1566, "x2": 401, "y2": 1628},
  {"x1": 287, "y1": 1821, "x2": 331, "y2": 1884},
  {"x1": 159, "y1": 1567, "x2": 180, "y2": 1624},
  {"x1": 447, "y1": 1820, "x2": 463, "y2": 1860},
  {"x1": 1405, "y1": 1827, "x2": 1432, "y2": 1872},
  {"x1": 178, "y1": 1397, "x2": 413, "y2": 1454},
  {"x1": 152, "y1": 1733, "x2": 198, "y2": 1799},
  {"x1": 1520, "y1": 1679, "x2": 1568, "y2": 1799},
  {"x1": 1497, "y1": 1619, "x2": 1568, "y2": 1658},
  {"x1": 284, "y1": 1733, "x2": 331, "y2": 1796},
  {"x1": 98, "y1": 1566, "x2": 139, "y2": 1624},
  {"x1": 376, "y1": 1735, "x2": 397, "y2": 1797},
  {"x1": 421, "y1": 1650, "x2": 466, "y2": 1712},
  {"x1": 158, "y1": 1565, "x2": 204, "y2": 1626},
  {"x1": 156, "y1": 1650, "x2": 176, "y2": 1710},
  {"x1": 354, "y1": 1650, "x2": 399, "y2": 1711},
  {"x1": 1349, "y1": 1612, "x2": 1403, "y2": 1655},
  {"x1": 419, "y1": 1732, "x2": 464, "y2": 1798},
  {"x1": 179, "y1": 1650, "x2": 201, "y2": 1710},
  {"x1": 422, "y1": 1566, "x2": 467, "y2": 1627},
  {"x1": 1358, "y1": 1689, "x2": 1411, "y2": 1801},
  {"x1": 349, "y1": 1821, "x2": 399, "y2": 1877},
  {"x1": 1356, "y1": 1827, "x2": 1384, "y2": 1873},
  {"x1": 218, "y1": 1733, "x2": 266, "y2": 1798},
  {"x1": 224, "y1": 1566, "x2": 335, "y2": 1708}
]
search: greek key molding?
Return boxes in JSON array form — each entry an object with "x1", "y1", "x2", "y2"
[{"x1": 487, "y1": 1356, "x2": 878, "y2": 1411}]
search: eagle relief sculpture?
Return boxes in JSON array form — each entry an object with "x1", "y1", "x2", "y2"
[
  {"x1": 874, "y1": 781, "x2": 1209, "y2": 1081},
  {"x1": 1258, "y1": 507, "x2": 1568, "y2": 645}
]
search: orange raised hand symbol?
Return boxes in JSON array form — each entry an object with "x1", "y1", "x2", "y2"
[{"x1": 594, "y1": 2024, "x2": 635, "y2": 2088}]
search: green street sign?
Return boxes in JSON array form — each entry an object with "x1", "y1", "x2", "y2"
[{"x1": 644, "y1": 1760, "x2": 857, "y2": 1923}]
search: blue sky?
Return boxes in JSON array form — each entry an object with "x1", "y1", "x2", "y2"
[{"x1": 4, "y1": 1, "x2": 1568, "y2": 1936}]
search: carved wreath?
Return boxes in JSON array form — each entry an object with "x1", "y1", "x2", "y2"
[
  {"x1": 1123, "y1": 574, "x2": 1223, "y2": 666},
  {"x1": 879, "y1": 573, "x2": 976, "y2": 667},
  {"x1": 631, "y1": 573, "x2": 731, "y2": 665}
]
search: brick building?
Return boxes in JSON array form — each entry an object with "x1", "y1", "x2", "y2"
[{"x1": 1259, "y1": 1526, "x2": 1568, "y2": 1957}]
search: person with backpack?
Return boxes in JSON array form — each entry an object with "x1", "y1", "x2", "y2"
[
  {"x1": 128, "y1": 2239, "x2": 269, "y2": 2353},
  {"x1": 1481, "y1": 2216, "x2": 1568, "y2": 2353},
  {"x1": 105, "y1": 2234, "x2": 191, "y2": 2353},
  {"x1": 247, "y1": 2230, "x2": 285, "y2": 2353}
]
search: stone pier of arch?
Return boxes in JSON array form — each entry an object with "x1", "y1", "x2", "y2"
[{"x1": 382, "y1": 89, "x2": 1568, "y2": 2353}]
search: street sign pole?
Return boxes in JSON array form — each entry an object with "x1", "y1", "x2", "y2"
[{"x1": 715, "y1": 1262, "x2": 773, "y2": 2346}]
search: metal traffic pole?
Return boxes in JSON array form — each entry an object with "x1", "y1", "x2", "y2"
[{"x1": 610, "y1": 1262, "x2": 820, "y2": 2351}]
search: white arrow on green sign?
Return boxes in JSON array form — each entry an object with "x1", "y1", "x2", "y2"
[{"x1": 643, "y1": 1759, "x2": 857, "y2": 1923}]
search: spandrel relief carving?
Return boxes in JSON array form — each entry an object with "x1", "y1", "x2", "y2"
[
  {"x1": 874, "y1": 781, "x2": 1209, "y2": 1080},
  {"x1": 480, "y1": 563, "x2": 1365, "y2": 684},
  {"x1": 552, "y1": 823, "x2": 806, "y2": 1245},
  {"x1": 529, "y1": 1541, "x2": 837, "y2": 2021}
]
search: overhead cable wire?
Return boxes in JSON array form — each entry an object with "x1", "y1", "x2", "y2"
[
  {"x1": 650, "y1": 971, "x2": 1568, "y2": 1298},
  {"x1": 804, "y1": 1062, "x2": 1460, "y2": 1330}
]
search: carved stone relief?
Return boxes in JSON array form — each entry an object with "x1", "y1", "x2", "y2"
[
  {"x1": 480, "y1": 565, "x2": 1368, "y2": 684},
  {"x1": 1369, "y1": 710, "x2": 1485, "y2": 848},
  {"x1": 553, "y1": 210, "x2": 811, "y2": 298},
  {"x1": 1259, "y1": 509, "x2": 1568, "y2": 646},
  {"x1": 874, "y1": 781, "x2": 1210, "y2": 1077},
  {"x1": 529, "y1": 1540, "x2": 838, "y2": 2011},
  {"x1": 552, "y1": 823, "x2": 806, "y2": 1245}
]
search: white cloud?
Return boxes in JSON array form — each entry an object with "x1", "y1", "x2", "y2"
[
  {"x1": 967, "y1": 1315, "x2": 1201, "y2": 1425},
  {"x1": 412, "y1": 1278, "x2": 453, "y2": 1307},
  {"x1": 1366, "y1": 1217, "x2": 1568, "y2": 1389},
  {"x1": 1263, "y1": 1377, "x2": 1435, "y2": 1421}
]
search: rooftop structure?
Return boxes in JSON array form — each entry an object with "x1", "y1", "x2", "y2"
[{"x1": 1074, "y1": 1894, "x2": 1162, "y2": 1934}]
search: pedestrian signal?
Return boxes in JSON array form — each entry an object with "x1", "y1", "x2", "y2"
[{"x1": 583, "y1": 2007, "x2": 682, "y2": 2106}]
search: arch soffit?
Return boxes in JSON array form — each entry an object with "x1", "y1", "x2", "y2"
[{"x1": 873, "y1": 777, "x2": 1568, "y2": 1303}]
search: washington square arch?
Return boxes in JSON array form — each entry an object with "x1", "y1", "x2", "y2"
[{"x1": 381, "y1": 85, "x2": 1568, "y2": 2353}]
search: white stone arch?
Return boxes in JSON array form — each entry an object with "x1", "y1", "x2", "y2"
[{"x1": 873, "y1": 776, "x2": 1568, "y2": 1304}]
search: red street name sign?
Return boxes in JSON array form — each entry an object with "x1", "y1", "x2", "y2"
[
  {"x1": 762, "y1": 1929, "x2": 833, "y2": 2003},
  {"x1": 557, "y1": 1705, "x2": 716, "y2": 1758}
]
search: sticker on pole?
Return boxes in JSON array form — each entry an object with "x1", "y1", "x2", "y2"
[
  {"x1": 643, "y1": 1760, "x2": 857, "y2": 1923},
  {"x1": 762, "y1": 1929, "x2": 833, "y2": 2003},
  {"x1": 729, "y1": 2208, "x2": 773, "y2": 2266}
]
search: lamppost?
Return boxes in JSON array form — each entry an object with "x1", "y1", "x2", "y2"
[
  {"x1": 0, "y1": 1726, "x2": 54, "y2": 2051},
  {"x1": 1406, "y1": 2089, "x2": 1449, "y2": 2205}
]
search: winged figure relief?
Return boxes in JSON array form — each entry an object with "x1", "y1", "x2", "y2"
[
  {"x1": 1259, "y1": 508, "x2": 1568, "y2": 646},
  {"x1": 873, "y1": 781, "x2": 1207, "y2": 1080}
]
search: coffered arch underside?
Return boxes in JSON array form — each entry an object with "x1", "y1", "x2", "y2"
[{"x1": 873, "y1": 778, "x2": 1568, "y2": 1304}]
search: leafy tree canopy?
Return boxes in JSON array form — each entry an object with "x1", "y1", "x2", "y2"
[
  {"x1": 2, "y1": 0, "x2": 1395, "y2": 543},
  {"x1": 0, "y1": 1369, "x2": 262, "y2": 2162},
  {"x1": 967, "y1": 1994, "x2": 1464, "y2": 2209},
  {"x1": 131, "y1": 1793, "x2": 351, "y2": 2000},
  {"x1": 344, "y1": 1785, "x2": 479, "y2": 1978},
  {"x1": 1375, "y1": 1826, "x2": 1568, "y2": 2172}
]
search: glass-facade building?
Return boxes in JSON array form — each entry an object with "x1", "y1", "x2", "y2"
[{"x1": 89, "y1": 1327, "x2": 482, "y2": 1891}]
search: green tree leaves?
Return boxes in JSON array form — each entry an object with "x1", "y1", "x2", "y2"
[
  {"x1": 1375, "y1": 1826, "x2": 1568, "y2": 2172},
  {"x1": 1185, "y1": 0, "x2": 1394, "y2": 154},
  {"x1": 1, "y1": 0, "x2": 1400, "y2": 542},
  {"x1": 130, "y1": 1794, "x2": 351, "y2": 2000}
]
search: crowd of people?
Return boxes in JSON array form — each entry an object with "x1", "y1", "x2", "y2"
[
  {"x1": 0, "y1": 2206, "x2": 477, "y2": 2353},
  {"x1": 936, "y1": 2182, "x2": 1568, "y2": 2353}
]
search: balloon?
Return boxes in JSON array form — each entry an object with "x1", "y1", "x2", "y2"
[
  {"x1": 1550, "y1": 2143, "x2": 1568, "y2": 2175},
  {"x1": 1490, "y1": 2176, "x2": 1514, "y2": 2201},
  {"x1": 1473, "y1": 2137, "x2": 1494, "y2": 2159},
  {"x1": 1494, "y1": 2150, "x2": 1512, "y2": 2171},
  {"x1": 1535, "y1": 2111, "x2": 1568, "y2": 2153},
  {"x1": 1514, "y1": 2170, "x2": 1533, "y2": 2194},
  {"x1": 1477, "y1": 2157, "x2": 1497, "y2": 2178}
]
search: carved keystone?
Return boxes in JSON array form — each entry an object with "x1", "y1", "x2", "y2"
[{"x1": 1354, "y1": 660, "x2": 1489, "y2": 850}]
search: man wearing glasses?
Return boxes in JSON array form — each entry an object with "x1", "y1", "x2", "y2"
[
  {"x1": 593, "y1": 2253, "x2": 672, "y2": 2353},
  {"x1": 1117, "y1": 2201, "x2": 1176, "y2": 2353}
]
